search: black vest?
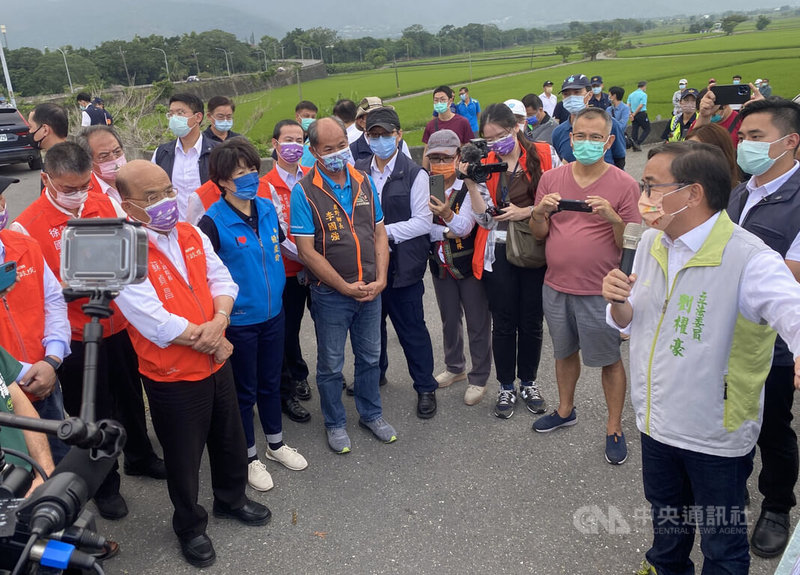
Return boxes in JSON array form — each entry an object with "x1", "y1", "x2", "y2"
[
  {"x1": 350, "y1": 134, "x2": 372, "y2": 162},
  {"x1": 85, "y1": 105, "x2": 107, "y2": 126},
  {"x1": 428, "y1": 184, "x2": 476, "y2": 280},
  {"x1": 355, "y1": 152, "x2": 429, "y2": 288},
  {"x1": 727, "y1": 167, "x2": 800, "y2": 366},
  {"x1": 153, "y1": 134, "x2": 217, "y2": 186}
]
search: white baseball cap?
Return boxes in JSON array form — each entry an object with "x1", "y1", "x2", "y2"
[{"x1": 504, "y1": 99, "x2": 526, "y2": 118}]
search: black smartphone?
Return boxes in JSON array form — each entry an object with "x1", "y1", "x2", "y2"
[
  {"x1": 429, "y1": 174, "x2": 446, "y2": 204},
  {"x1": 0, "y1": 261, "x2": 17, "y2": 293},
  {"x1": 712, "y1": 84, "x2": 751, "y2": 106},
  {"x1": 557, "y1": 199, "x2": 593, "y2": 213}
]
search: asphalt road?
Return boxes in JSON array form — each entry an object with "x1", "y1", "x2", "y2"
[{"x1": 0, "y1": 151, "x2": 792, "y2": 574}]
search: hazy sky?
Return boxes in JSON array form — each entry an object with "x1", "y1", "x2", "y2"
[{"x1": 3, "y1": 0, "x2": 789, "y2": 49}]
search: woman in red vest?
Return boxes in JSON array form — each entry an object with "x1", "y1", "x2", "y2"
[{"x1": 464, "y1": 103, "x2": 555, "y2": 421}]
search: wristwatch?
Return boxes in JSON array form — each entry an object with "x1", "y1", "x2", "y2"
[
  {"x1": 43, "y1": 356, "x2": 61, "y2": 371},
  {"x1": 443, "y1": 227, "x2": 451, "y2": 238}
]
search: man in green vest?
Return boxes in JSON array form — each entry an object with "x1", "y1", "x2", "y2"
[{"x1": 602, "y1": 141, "x2": 800, "y2": 574}]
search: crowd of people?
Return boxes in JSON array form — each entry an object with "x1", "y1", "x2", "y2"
[{"x1": 0, "y1": 71, "x2": 799, "y2": 572}]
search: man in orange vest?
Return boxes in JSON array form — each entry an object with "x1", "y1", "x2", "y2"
[
  {"x1": 0, "y1": 176, "x2": 70, "y2": 466},
  {"x1": 114, "y1": 160, "x2": 269, "y2": 568},
  {"x1": 12, "y1": 142, "x2": 134, "y2": 520},
  {"x1": 260, "y1": 119, "x2": 313, "y2": 422}
]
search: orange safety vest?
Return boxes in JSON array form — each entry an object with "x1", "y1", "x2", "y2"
[
  {"x1": 472, "y1": 142, "x2": 553, "y2": 279},
  {"x1": 14, "y1": 190, "x2": 127, "y2": 340},
  {"x1": 0, "y1": 230, "x2": 47, "y2": 364},
  {"x1": 194, "y1": 180, "x2": 222, "y2": 212},
  {"x1": 258, "y1": 166, "x2": 310, "y2": 277},
  {"x1": 126, "y1": 222, "x2": 222, "y2": 383}
]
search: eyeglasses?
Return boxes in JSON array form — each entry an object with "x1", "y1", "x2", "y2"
[
  {"x1": 211, "y1": 114, "x2": 233, "y2": 121},
  {"x1": 95, "y1": 147, "x2": 124, "y2": 163},
  {"x1": 572, "y1": 133, "x2": 609, "y2": 143},
  {"x1": 433, "y1": 97, "x2": 449, "y2": 104},
  {"x1": 485, "y1": 131, "x2": 514, "y2": 145},
  {"x1": 428, "y1": 156, "x2": 456, "y2": 164},
  {"x1": 47, "y1": 175, "x2": 92, "y2": 195},
  {"x1": 165, "y1": 110, "x2": 196, "y2": 119},
  {"x1": 128, "y1": 187, "x2": 177, "y2": 206},
  {"x1": 639, "y1": 181, "x2": 690, "y2": 198}
]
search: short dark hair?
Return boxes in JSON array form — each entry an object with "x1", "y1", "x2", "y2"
[
  {"x1": 208, "y1": 138, "x2": 261, "y2": 186},
  {"x1": 272, "y1": 119, "x2": 303, "y2": 140},
  {"x1": 521, "y1": 93, "x2": 542, "y2": 111},
  {"x1": 208, "y1": 96, "x2": 235, "y2": 113},
  {"x1": 43, "y1": 141, "x2": 92, "y2": 177},
  {"x1": 76, "y1": 125, "x2": 124, "y2": 157},
  {"x1": 609, "y1": 86, "x2": 625, "y2": 100},
  {"x1": 738, "y1": 97, "x2": 800, "y2": 150},
  {"x1": 307, "y1": 116, "x2": 346, "y2": 148},
  {"x1": 573, "y1": 107, "x2": 612, "y2": 132},
  {"x1": 332, "y1": 99, "x2": 357, "y2": 124},
  {"x1": 647, "y1": 141, "x2": 731, "y2": 211},
  {"x1": 169, "y1": 93, "x2": 204, "y2": 115},
  {"x1": 433, "y1": 85, "x2": 453, "y2": 99},
  {"x1": 685, "y1": 123, "x2": 741, "y2": 186},
  {"x1": 460, "y1": 87, "x2": 469, "y2": 93},
  {"x1": 732, "y1": 74, "x2": 742, "y2": 80},
  {"x1": 295, "y1": 100, "x2": 318, "y2": 113},
  {"x1": 31, "y1": 103, "x2": 69, "y2": 138},
  {"x1": 76, "y1": 92, "x2": 91, "y2": 103}
]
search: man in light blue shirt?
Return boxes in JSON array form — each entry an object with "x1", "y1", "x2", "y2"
[
  {"x1": 607, "y1": 86, "x2": 630, "y2": 127},
  {"x1": 626, "y1": 81, "x2": 650, "y2": 151},
  {"x1": 455, "y1": 87, "x2": 481, "y2": 133}
]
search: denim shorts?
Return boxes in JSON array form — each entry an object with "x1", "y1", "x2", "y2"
[{"x1": 542, "y1": 284, "x2": 621, "y2": 367}]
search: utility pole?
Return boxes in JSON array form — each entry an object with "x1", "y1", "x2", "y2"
[
  {"x1": 55, "y1": 47, "x2": 74, "y2": 93},
  {"x1": 151, "y1": 47, "x2": 169, "y2": 81},
  {"x1": 191, "y1": 50, "x2": 200, "y2": 76},
  {"x1": 0, "y1": 25, "x2": 8, "y2": 49},
  {"x1": 393, "y1": 54, "x2": 400, "y2": 96},
  {"x1": 0, "y1": 39, "x2": 16, "y2": 107},
  {"x1": 119, "y1": 45, "x2": 132, "y2": 86},
  {"x1": 468, "y1": 51, "x2": 472, "y2": 82},
  {"x1": 529, "y1": 44, "x2": 534, "y2": 69},
  {"x1": 254, "y1": 48, "x2": 267, "y2": 71},
  {"x1": 215, "y1": 48, "x2": 231, "y2": 77},
  {"x1": 296, "y1": 68, "x2": 302, "y2": 100}
]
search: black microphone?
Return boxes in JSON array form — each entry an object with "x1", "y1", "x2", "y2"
[
  {"x1": 460, "y1": 143, "x2": 483, "y2": 164},
  {"x1": 620, "y1": 222, "x2": 644, "y2": 276}
]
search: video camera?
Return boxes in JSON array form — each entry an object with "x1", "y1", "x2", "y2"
[
  {"x1": 456, "y1": 138, "x2": 508, "y2": 184},
  {"x1": 0, "y1": 219, "x2": 147, "y2": 574}
]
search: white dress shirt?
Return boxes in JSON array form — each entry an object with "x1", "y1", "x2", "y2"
[
  {"x1": 346, "y1": 123, "x2": 361, "y2": 144},
  {"x1": 94, "y1": 174, "x2": 122, "y2": 205},
  {"x1": 276, "y1": 164, "x2": 304, "y2": 193},
  {"x1": 151, "y1": 136, "x2": 204, "y2": 220},
  {"x1": 81, "y1": 110, "x2": 91, "y2": 127},
  {"x1": 739, "y1": 161, "x2": 800, "y2": 260},
  {"x1": 607, "y1": 211, "x2": 800, "y2": 357},
  {"x1": 369, "y1": 152, "x2": 431, "y2": 244},
  {"x1": 429, "y1": 179, "x2": 475, "y2": 242},
  {"x1": 539, "y1": 92, "x2": 558, "y2": 117},
  {"x1": 114, "y1": 226, "x2": 238, "y2": 349},
  {"x1": 0, "y1": 237, "x2": 71, "y2": 382}
]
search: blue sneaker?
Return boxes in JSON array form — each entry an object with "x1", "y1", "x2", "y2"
[
  {"x1": 532, "y1": 408, "x2": 577, "y2": 433},
  {"x1": 605, "y1": 432, "x2": 628, "y2": 465}
]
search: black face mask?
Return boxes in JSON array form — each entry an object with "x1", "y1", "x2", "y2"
[{"x1": 29, "y1": 125, "x2": 43, "y2": 150}]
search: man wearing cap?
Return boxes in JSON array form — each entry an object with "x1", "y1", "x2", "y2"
[
  {"x1": 539, "y1": 80, "x2": 558, "y2": 118},
  {"x1": 425, "y1": 130, "x2": 491, "y2": 405},
  {"x1": 455, "y1": 87, "x2": 481, "y2": 133},
  {"x1": 354, "y1": 108, "x2": 439, "y2": 419},
  {"x1": 588, "y1": 76, "x2": 611, "y2": 111},
  {"x1": 627, "y1": 81, "x2": 651, "y2": 151},
  {"x1": 93, "y1": 98, "x2": 113, "y2": 126},
  {"x1": 77, "y1": 92, "x2": 106, "y2": 127},
  {"x1": 422, "y1": 86, "x2": 474, "y2": 171},
  {"x1": 350, "y1": 97, "x2": 412, "y2": 162},
  {"x1": 760, "y1": 79, "x2": 772, "y2": 98},
  {"x1": 551, "y1": 74, "x2": 627, "y2": 169},
  {"x1": 662, "y1": 89, "x2": 698, "y2": 142},
  {"x1": 290, "y1": 117, "x2": 397, "y2": 453},
  {"x1": 672, "y1": 79, "x2": 688, "y2": 116}
]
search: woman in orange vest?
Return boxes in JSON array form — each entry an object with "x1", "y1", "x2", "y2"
[{"x1": 463, "y1": 103, "x2": 555, "y2": 421}]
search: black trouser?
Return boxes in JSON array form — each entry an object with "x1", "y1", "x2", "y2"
[
  {"x1": 757, "y1": 363, "x2": 798, "y2": 514},
  {"x1": 481, "y1": 244, "x2": 545, "y2": 386},
  {"x1": 631, "y1": 111, "x2": 651, "y2": 146},
  {"x1": 142, "y1": 362, "x2": 248, "y2": 540},
  {"x1": 280, "y1": 276, "x2": 310, "y2": 400}
]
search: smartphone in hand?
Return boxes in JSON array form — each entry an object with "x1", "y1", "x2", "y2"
[
  {"x1": 712, "y1": 84, "x2": 751, "y2": 106},
  {"x1": 429, "y1": 174, "x2": 446, "y2": 204},
  {"x1": 557, "y1": 199, "x2": 593, "y2": 213},
  {"x1": 0, "y1": 261, "x2": 17, "y2": 293}
]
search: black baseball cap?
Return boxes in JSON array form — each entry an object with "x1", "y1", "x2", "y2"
[
  {"x1": 365, "y1": 107, "x2": 401, "y2": 132},
  {"x1": 560, "y1": 74, "x2": 589, "y2": 93},
  {"x1": 680, "y1": 88, "x2": 700, "y2": 101},
  {"x1": 543, "y1": 80, "x2": 553, "y2": 87},
  {"x1": 590, "y1": 75, "x2": 603, "y2": 85}
]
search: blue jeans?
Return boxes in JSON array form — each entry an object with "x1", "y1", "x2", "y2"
[
  {"x1": 226, "y1": 310, "x2": 285, "y2": 448},
  {"x1": 641, "y1": 433, "x2": 752, "y2": 575},
  {"x1": 310, "y1": 284, "x2": 383, "y2": 429},
  {"x1": 31, "y1": 381, "x2": 69, "y2": 463}
]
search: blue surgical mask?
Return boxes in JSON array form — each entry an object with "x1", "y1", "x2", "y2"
[
  {"x1": 169, "y1": 115, "x2": 192, "y2": 138},
  {"x1": 526, "y1": 115, "x2": 539, "y2": 127},
  {"x1": 460, "y1": 93, "x2": 467, "y2": 102},
  {"x1": 79, "y1": 105, "x2": 87, "y2": 111},
  {"x1": 592, "y1": 86, "x2": 602, "y2": 95},
  {"x1": 737, "y1": 135, "x2": 790, "y2": 176},
  {"x1": 433, "y1": 102, "x2": 448, "y2": 114},
  {"x1": 318, "y1": 148, "x2": 350, "y2": 173},
  {"x1": 300, "y1": 117, "x2": 315, "y2": 131},
  {"x1": 572, "y1": 138, "x2": 607, "y2": 165},
  {"x1": 563, "y1": 95, "x2": 586, "y2": 115},
  {"x1": 710, "y1": 113, "x2": 722, "y2": 123},
  {"x1": 732, "y1": 79, "x2": 741, "y2": 85},
  {"x1": 368, "y1": 135, "x2": 398, "y2": 160},
  {"x1": 232, "y1": 172, "x2": 260, "y2": 200},
  {"x1": 215, "y1": 119, "x2": 233, "y2": 132}
]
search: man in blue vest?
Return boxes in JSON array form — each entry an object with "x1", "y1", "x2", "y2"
[
  {"x1": 726, "y1": 97, "x2": 800, "y2": 559},
  {"x1": 354, "y1": 107, "x2": 439, "y2": 419},
  {"x1": 77, "y1": 92, "x2": 106, "y2": 126},
  {"x1": 603, "y1": 141, "x2": 800, "y2": 575}
]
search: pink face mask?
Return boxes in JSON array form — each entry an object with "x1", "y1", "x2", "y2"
[
  {"x1": 47, "y1": 176, "x2": 90, "y2": 211},
  {"x1": 96, "y1": 154, "x2": 127, "y2": 185}
]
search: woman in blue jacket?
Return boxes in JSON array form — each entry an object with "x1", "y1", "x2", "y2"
[{"x1": 199, "y1": 138, "x2": 307, "y2": 491}]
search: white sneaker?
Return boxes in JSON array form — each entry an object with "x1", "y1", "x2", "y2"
[
  {"x1": 265, "y1": 444, "x2": 308, "y2": 471},
  {"x1": 435, "y1": 370, "x2": 467, "y2": 388},
  {"x1": 464, "y1": 384, "x2": 486, "y2": 405},
  {"x1": 248, "y1": 460, "x2": 274, "y2": 491}
]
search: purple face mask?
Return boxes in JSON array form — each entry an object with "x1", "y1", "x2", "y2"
[
  {"x1": 0, "y1": 208, "x2": 7, "y2": 231},
  {"x1": 489, "y1": 132, "x2": 516, "y2": 156},
  {"x1": 277, "y1": 142, "x2": 304, "y2": 164},
  {"x1": 144, "y1": 197, "x2": 179, "y2": 233}
]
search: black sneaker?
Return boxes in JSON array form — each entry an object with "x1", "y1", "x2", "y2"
[
  {"x1": 295, "y1": 379, "x2": 312, "y2": 401},
  {"x1": 494, "y1": 388, "x2": 516, "y2": 419},
  {"x1": 519, "y1": 382, "x2": 546, "y2": 414}
]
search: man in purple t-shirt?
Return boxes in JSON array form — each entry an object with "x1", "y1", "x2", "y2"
[
  {"x1": 530, "y1": 107, "x2": 640, "y2": 466},
  {"x1": 421, "y1": 85, "x2": 474, "y2": 171}
]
